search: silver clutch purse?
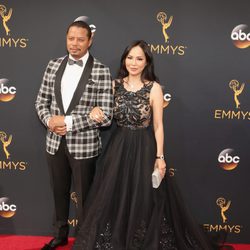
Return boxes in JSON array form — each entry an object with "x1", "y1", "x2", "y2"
[{"x1": 152, "y1": 168, "x2": 163, "y2": 188}]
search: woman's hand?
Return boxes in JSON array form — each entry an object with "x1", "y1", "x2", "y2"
[
  {"x1": 154, "y1": 159, "x2": 166, "y2": 178},
  {"x1": 89, "y1": 107, "x2": 104, "y2": 123}
]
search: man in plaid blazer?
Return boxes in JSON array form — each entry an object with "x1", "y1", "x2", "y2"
[{"x1": 35, "y1": 20, "x2": 113, "y2": 250}]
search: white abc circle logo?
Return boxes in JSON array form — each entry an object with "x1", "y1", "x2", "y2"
[
  {"x1": 218, "y1": 148, "x2": 240, "y2": 170},
  {"x1": 0, "y1": 197, "x2": 17, "y2": 218},
  {"x1": 231, "y1": 24, "x2": 250, "y2": 41},
  {"x1": 0, "y1": 201, "x2": 17, "y2": 211},
  {"x1": 218, "y1": 153, "x2": 240, "y2": 164},
  {"x1": 89, "y1": 24, "x2": 96, "y2": 33},
  {"x1": 164, "y1": 93, "x2": 172, "y2": 102},
  {"x1": 163, "y1": 93, "x2": 172, "y2": 108},
  {"x1": 0, "y1": 83, "x2": 16, "y2": 94},
  {"x1": 231, "y1": 30, "x2": 250, "y2": 41},
  {"x1": 74, "y1": 16, "x2": 96, "y2": 33}
]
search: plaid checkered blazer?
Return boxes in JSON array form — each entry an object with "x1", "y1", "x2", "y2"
[{"x1": 35, "y1": 54, "x2": 113, "y2": 159}]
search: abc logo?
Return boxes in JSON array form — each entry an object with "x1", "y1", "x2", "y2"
[
  {"x1": 0, "y1": 197, "x2": 17, "y2": 218},
  {"x1": 219, "y1": 153, "x2": 240, "y2": 163},
  {"x1": 0, "y1": 79, "x2": 16, "y2": 102},
  {"x1": 0, "y1": 83, "x2": 16, "y2": 94},
  {"x1": 0, "y1": 202, "x2": 16, "y2": 211},
  {"x1": 231, "y1": 30, "x2": 250, "y2": 41},
  {"x1": 89, "y1": 24, "x2": 96, "y2": 33},
  {"x1": 218, "y1": 148, "x2": 240, "y2": 170},
  {"x1": 163, "y1": 93, "x2": 172, "y2": 108},
  {"x1": 74, "y1": 16, "x2": 96, "y2": 33},
  {"x1": 231, "y1": 24, "x2": 250, "y2": 49}
]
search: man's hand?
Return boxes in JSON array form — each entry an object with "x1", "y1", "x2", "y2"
[
  {"x1": 48, "y1": 115, "x2": 65, "y2": 131},
  {"x1": 54, "y1": 125, "x2": 67, "y2": 136}
]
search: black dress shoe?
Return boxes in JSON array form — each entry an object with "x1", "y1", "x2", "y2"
[{"x1": 41, "y1": 237, "x2": 68, "y2": 250}]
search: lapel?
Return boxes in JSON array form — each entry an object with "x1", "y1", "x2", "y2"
[
  {"x1": 66, "y1": 54, "x2": 94, "y2": 115},
  {"x1": 54, "y1": 54, "x2": 94, "y2": 115},
  {"x1": 54, "y1": 56, "x2": 68, "y2": 114}
]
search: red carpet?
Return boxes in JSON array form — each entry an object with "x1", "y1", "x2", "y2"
[
  {"x1": 0, "y1": 235, "x2": 249, "y2": 250},
  {"x1": 0, "y1": 235, "x2": 74, "y2": 250}
]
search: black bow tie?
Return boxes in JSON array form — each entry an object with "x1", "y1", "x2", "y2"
[{"x1": 68, "y1": 58, "x2": 83, "y2": 67}]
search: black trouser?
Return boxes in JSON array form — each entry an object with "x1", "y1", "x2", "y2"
[{"x1": 46, "y1": 137, "x2": 96, "y2": 238}]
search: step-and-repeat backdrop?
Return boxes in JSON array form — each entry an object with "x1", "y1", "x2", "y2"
[{"x1": 0, "y1": 0, "x2": 249, "y2": 244}]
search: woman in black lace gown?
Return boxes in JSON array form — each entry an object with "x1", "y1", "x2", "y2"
[{"x1": 72, "y1": 40, "x2": 223, "y2": 250}]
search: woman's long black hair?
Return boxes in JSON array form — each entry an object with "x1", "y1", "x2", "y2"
[{"x1": 117, "y1": 40, "x2": 159, "y2": 83}]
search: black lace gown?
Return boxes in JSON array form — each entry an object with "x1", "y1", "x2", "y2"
[{"x1": 72, "y1": 80, "x2": 221, "y2": 250}]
